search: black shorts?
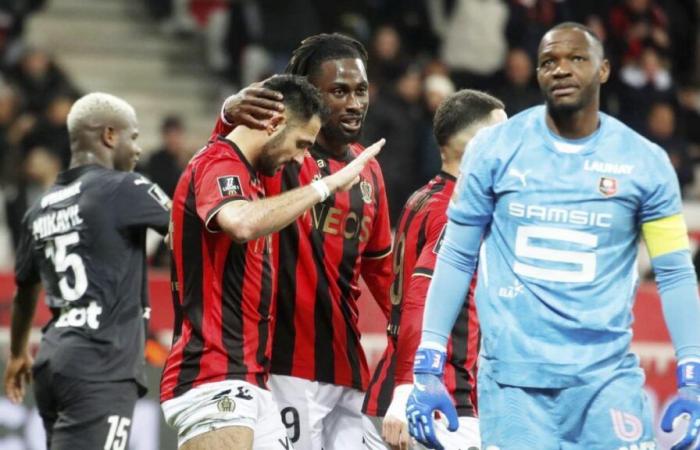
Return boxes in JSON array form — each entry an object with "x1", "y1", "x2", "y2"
[{"x1": 32, "y1": 363, "x2": 139, "y2": 450}]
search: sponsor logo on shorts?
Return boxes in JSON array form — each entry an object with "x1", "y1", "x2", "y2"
[
  {"x1": 216, "y1": 396, "x2": 235, "y2": 412},
  {"x1": 212, "y1": 389, "x2": 236, "y2": 413},
  {"x1": 235, "y1": 386, "x2": 253, "y2": 401},
  {"x1": 610, "y1": 408, "x2": 643, "y2": 442}
]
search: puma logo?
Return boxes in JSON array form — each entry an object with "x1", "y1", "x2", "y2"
[{"x1": 508, "y1": 168, "x2": 530, "y2": 187}]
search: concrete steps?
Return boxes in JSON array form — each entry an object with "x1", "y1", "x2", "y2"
[{"x1": 23, "y1": 0, "x2": 222, "y2": 151}]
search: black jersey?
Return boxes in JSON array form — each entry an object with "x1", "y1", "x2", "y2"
[{"x1": 14, "y1": 164, "x2": 170, "y2": 391}]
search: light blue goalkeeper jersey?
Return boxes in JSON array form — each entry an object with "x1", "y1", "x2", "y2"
[{"x1": 449, "y1": 105, "x2": 682, "y2": 388}]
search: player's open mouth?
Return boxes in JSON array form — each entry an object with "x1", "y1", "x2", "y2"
[{"x1": 340, "y1": 117, "x2": 362, "y2": 132}]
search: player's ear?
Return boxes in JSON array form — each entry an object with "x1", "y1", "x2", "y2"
[
  {"x1": 599, "y1": 58, "x2": 610, "y2": 85},
  {"x1": 266, "y1": 113, "x2": 286, "y2": 135},
  {"x1": 101, "y1": 126, "x2": 118, "y2": 149}
]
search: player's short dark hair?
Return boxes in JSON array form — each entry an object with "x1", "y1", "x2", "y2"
[
  {"x1": 285, "y1": 33, "x2": 368, "y2": 81},
  {"x1": 262, "y1": 74, "x2": 323, "y2": 123},
  {"x1": 546, "y1": 22, "x2": 605, "y2": 57},
  {"x1": 433, "y1": 90, "x2": 504, "y2": 146}
]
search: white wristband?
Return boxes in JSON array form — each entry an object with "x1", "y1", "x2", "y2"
[{"x1": 311, "y1": 180, "x2": 330, "y2": 202}]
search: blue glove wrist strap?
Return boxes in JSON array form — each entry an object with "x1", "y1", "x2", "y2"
[
  {"x1": 414, "y1": 348, "x2": 446, "y2": 376},
  {"x1": 678, "y1": 361, "x2": 700, "y2": 387}
]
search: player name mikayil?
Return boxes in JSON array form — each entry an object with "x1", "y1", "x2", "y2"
[{"x1": 32, "y1": 204, "x2": 84, "y2": 240}]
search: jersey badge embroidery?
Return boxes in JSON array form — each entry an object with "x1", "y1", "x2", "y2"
[
  {"x1": 360, "y1": 179, "x2": 373, "y2": 204},
  {"x1": 598, "y1": 176, "x2": 618, "y2": 197}
]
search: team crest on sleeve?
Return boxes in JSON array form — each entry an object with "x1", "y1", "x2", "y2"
[
  {"x1": 217, "y1": 175, "x2": 243, "y2": 198},
  {"x1": 360, "y1": 180, "x2": 373, "y2": 204},
  {"x1": 598, "y1": 176, "x2": 618, "y2": 197}
]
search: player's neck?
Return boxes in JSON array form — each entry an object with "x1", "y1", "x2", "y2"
[
  {"x1": 441, "y1": 161, "x2": 459, "y2": 178},
  {"x1": 315, "y1": 133, "x2": 350, "y2": 158},
  {"x1": 70, "y1": 149, "x2": 112, "y2": 170},
  {"x1": 546, "y1": 103, "x2": 600, "y2": 140},
  {"x1": 226, "y1": 127, "x2": 265, "y2": 169}
]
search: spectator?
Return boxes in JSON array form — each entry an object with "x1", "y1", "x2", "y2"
[
  {"x1": 368, "y1": 24, "x2": 409, "y2": 92},
  {"x1": 506, "y1": 0, "x2": 573, "y2": 60},
  {"x1": 645, "y1": 102, "x2": 694, "y2": 195},
  {"x1": 142, "y1": 115, "x2": 189, "y2": 198},
  {"x1": 5, "y1": 146, "x2": 61, "y2": 248},
  {"x1": 20, "y1": 93, "x2": 73, "y2": 168},
  {"x1": 142, "y1": 115, "x2": 189, "y2": 267},
  {"x1": 7, "y1": 47, "x2": 79, "y2": 115},
  {"x1": 677, "y1": 85, "x2": 700, "y2": 151},
  {"x1": 364, "y1": 63, "x2": 424, "y2": 223},
  {"x1": 607, "y1": 0, "x2": 670, "y2": 67},
  {"x1": 417, "y1": 74, "x2": 455, "y2": 183},
  {"x1": 617, "y1": 45, "x2": 675, "y2": 132},
  {"x1": 493, "y1": 47, "x2": 541, "y2": 116},
  {"x1": 427, "y1": 0, "x2": 509, "y2": 90}
]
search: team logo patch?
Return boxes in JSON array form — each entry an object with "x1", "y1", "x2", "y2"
[
  {"x1": 216, "y1": 396, "x2": 235, "y2": 412},
  {"x1": 317, "y1": 159, "x2": 326, "y2": 168},
  {"x1": 217, "y1": 175, "x2": 243, "y2": 198},
  {"x1": 360, "y1": 180, "x2": 373, "y2": 204},
  {"x1": 598, "y1": 176, "x2": 617, "y2": 197}
]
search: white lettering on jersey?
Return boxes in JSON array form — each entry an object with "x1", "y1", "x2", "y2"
[
  {"x1": 508, "y1": 202, "x2": 612, "y2": 228},
  {"x1": 583, "y1": 160, "x2": 634, "y2": 175},
  {"x1": 41, "y1": 182, "x2": 82, "y2": 208},
  {"x1": 55, "y1": 301, "x2": 102, "y2": 329},
  {"x1": 32, "y1": 205, "x2": 84, "y2": 240},
  {"x1": 498, "y1": 279, "x2": 524, "y2": 299}
]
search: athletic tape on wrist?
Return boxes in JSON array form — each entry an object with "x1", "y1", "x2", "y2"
[{"x1": 311, "y1": 180, "x2": 330, "y2": 202}]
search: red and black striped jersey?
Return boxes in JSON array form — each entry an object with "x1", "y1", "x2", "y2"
[
  {"x1": 160, "y1": 137, "x2": 274, "y2": 402},
  {"x1": 266, "y1": 143, "x2": 392, "y2": 391},
  {"x1": 363, "y1": 172, "x2": 479, "y2": 417},
  {"x1": 210, "y1": 117, "x2": 393, "y2": 391}
]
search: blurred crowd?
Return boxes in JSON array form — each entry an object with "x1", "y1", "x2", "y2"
[
  {"x1": 2, "y1": 0, "x2": 700, "y2": 267},
  {"x1": 144, "y1": 0, "x2": 700, "y2": 223}
]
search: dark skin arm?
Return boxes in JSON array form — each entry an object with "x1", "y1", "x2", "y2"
[
  {"x1": 222, "y1": 81, "x2": 285, "y2": 130},
  {"x1": 3, "y1": 282, "x2": 41, "y2": 404}
]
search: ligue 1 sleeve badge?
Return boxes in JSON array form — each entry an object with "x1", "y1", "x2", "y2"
[{"x1": 598, "y1": 176, "x2": 618, "y2": 197}]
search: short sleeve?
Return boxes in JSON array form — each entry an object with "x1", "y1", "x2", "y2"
[
  {"x1": 14, "y1": 212, "x2": 40, "y2": 287},
  {"x1": 115, "y1": 173, "x2": 171, "y2": 234},
  {"x1": 639, "y1": 145, "x2": 683, "y2": 224},
  {"x1": 447, "y1": 130, "x2": 497, "y2": 226},
  {"x1": 194, "y1": 153, "x2": 252, "y2": 232}
]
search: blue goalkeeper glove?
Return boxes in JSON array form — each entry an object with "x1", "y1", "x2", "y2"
[
  {"x1": 406, "y1": 347, "x2": 459, "y2": 450},
  {"x1": 661, "y1": 361, "x2": 700, "y2": 450}
]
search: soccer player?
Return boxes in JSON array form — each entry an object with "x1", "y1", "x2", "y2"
[
  {"x1": 160, "y1": 75, "x2": 384, "y2": 450},
  {"x1": 3, "y1": 92, "x2": 171, "y2": 450},
  {"x1": 362, "y1": 90, "x2": 506, "y2": 450},
  {"x1": 215, "y1": 34, "x2": 393, "y2": 450},
  {"x1": 406, "y1": 22, "x2": 700, "y2": 450}
]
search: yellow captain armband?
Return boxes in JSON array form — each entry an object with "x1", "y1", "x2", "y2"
[{"x1": 641, "y1": 214, "x2": 690, "y2": 259}]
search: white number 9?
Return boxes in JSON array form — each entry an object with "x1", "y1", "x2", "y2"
[{"x1": 513, "y1": 225, "x2": 597, "y2": 283}]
